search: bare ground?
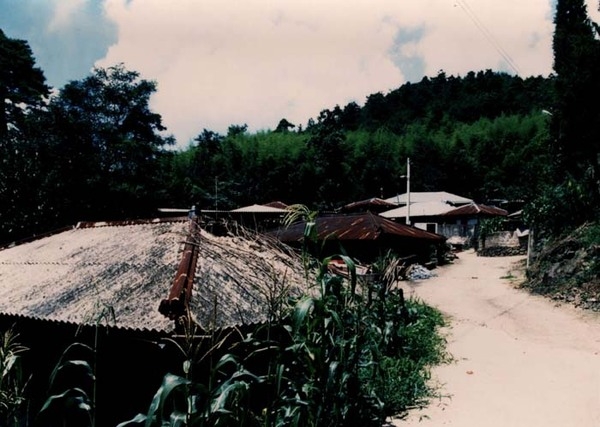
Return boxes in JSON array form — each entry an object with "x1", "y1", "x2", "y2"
[{"x1": 390, "y1": 249, "x2": 600, "y2": 427}]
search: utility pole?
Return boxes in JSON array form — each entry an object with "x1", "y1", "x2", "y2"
[{"x1": 406, "y1": 157, "x2": 411, "y2": 225}]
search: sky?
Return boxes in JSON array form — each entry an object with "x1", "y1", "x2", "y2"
[{"x1": 2, "y1": 0, "x2": 600, "y2": 148}]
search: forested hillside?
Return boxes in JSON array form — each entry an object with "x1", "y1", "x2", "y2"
[{"x1": 169, "y1": 70, "x2": 555, "y2": 213}]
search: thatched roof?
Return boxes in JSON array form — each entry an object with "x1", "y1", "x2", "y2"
[{"x1": 0, "y1": 219, "x2": 310, "y2": 333}]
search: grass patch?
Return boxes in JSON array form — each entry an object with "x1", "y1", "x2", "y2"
[{"x1": 365, "y1": 298, "x2": 448, "y2": 418}]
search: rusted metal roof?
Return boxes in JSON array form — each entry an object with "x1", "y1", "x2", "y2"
[
  {"x1": 269, "y1": 212, "x2": 445, "y2": 242},
  {"x1": 443, "y1": 203, "x2": 508, "y2": 217},
  {"x1": 338, "y1": 198, "x2": 398, "y2": 213},
  {"x1": 159, "y1": 220, "x2": 200, "y2": 322}
]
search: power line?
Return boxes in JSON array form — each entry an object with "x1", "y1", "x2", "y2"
[{"x1": 455, "y1": 0, "x2": 521, "y2": 75}]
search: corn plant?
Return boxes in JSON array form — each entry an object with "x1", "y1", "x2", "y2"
[
  {"x1": 36, "y1": 342, "x2": 95, "y2": 427},
  {"x1": 117, "y1": 353, "x2": 260, "y2": 427},
  {"x1": 0, "y1": 327, "x2": 29, "y2": 427},
  {"x1": 36, "y1": 304, "x2": 115, "y2": 427}
]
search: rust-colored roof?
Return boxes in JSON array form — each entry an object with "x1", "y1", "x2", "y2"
[
  {"x1": 339, "y1": 198, "x2": 398, "y2": 213},
  {"x1": 269, "y1": 212, "x2": 445, "y2": 242},
  {"x1": 443, "y1": 203, "x2": 508, "y2": 217},
  {"x1": 0, "y1": 218, "x2": 309, "y2": 332}
]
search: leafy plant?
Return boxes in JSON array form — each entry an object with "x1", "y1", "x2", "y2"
[
  {"x1": 0, "y1": 327, "x2": 29, "y2": 427},
  {"x1": 36, "y1": 342, "x2": 96, "y2": 427},
  {"x1": 36, "y1": 304, "x2": 115, "y2": 427}
]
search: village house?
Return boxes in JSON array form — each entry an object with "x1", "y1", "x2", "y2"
[{"x1": 0, "y1": 215, "x2": 309, "y2": 425}]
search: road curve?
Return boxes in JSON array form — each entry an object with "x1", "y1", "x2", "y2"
[{"x1": 391, "y1": 249, "x2": 600, "y2": 427}]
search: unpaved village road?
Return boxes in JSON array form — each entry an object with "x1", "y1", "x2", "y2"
[{"x1": 391, "y1": 249, "x2": 600, "y2": 427}]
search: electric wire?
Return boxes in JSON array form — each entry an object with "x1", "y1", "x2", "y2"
[{"x1": 455, "y1": 0, "x2": 521, "y2": 75}]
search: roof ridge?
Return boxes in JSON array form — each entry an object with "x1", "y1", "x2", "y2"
[{"x1": 76, "y1": 217, "x2": 188, "y2": 229}]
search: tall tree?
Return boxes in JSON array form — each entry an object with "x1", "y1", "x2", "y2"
[
  {"x1": 551, "y1": 0, "x2": 600, "y2": 212},
  {"x1": 49, "y1": 64, "x2": 173, "y2": 220},
  {"x1": 0, "y1": 30, "x2": 51, "y2": 243},
  {"x1": 306, "y1": 107, "x2": 350, "y2": 208},
  {"x1": 0, "y1": 29, "x2": 50, "y2": 138}
]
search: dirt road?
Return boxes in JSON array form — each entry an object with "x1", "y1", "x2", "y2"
[{"x1": 391, "y1": 249, "x2": 600, "y2": 427}]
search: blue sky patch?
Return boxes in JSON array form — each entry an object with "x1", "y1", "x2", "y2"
[
  {"x1": 0, "y1": 0, "x2": 117, "y2": 90},
  {"x1": 388, "y1": 26, "x2": 426, "y2": 83}
]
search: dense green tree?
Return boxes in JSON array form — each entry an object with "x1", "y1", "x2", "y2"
[
  {"x1": 48, "y1": 63, "x2": 173, "y2": 221},
  {"x1": 345, "y1": 130, "x2": 405, "y2": 199},
  {"x1": 306, "y1": 107, "x2": 351, "y2": 208},
  {"x1": 274, "y1": 118, "x2": 295, "y2": 133},
  {"x1": 0, "y1": 30, "x2": 52, "y2": 243},
  {"x1": 0, "y1": 29, "x2": 50, "y2": 138},
  {"x1": 227, "y1": 123, "x2": 248, "y2": 137},
  {"x1": 550, "y1": 0, "x2": 600, "y2": 214},
  {"x1": 169, "y1": 67, "x2": 558, "y2": 212}
]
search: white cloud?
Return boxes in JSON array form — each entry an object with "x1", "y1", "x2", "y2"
[
  {"x1": 47, "y1": 0, "x2": 86, "y2": 32},
  {"x1": 98, "y1": 0, "x2": 560, "y2": 147}
]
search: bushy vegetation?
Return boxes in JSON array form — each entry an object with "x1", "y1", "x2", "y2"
[{"x1": 111, "y1": 256, "x2": 447, "y2": 427}]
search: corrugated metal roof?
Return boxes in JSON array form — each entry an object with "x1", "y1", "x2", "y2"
[
  {"x1": 269, "y1": 212, "x2": 445, "y2": 242},
  {"x1": 383, "y1": 191, "x2": 473, "y2": 205},
  {"x1": 231, "y1": 204, "x2": 288, "y2": 213},
  {"x1": 380, "y1": 201, "x2": 456, "y2": 218},
  {"x1": 0, "y1": 219, "x2": 309, "y2": 332},
  {"x1": 263, "y1": 201, "x2": 289, "y2": 209},
  {"x1": 443, "y1": 203, "x2": 508, "y2": 217},
  {"x1": 0, "y1": 219, "x2": 186, "y2": 332},
  {"x1": 339, "y1": 198, "x2": 398, "y2": 213}
]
